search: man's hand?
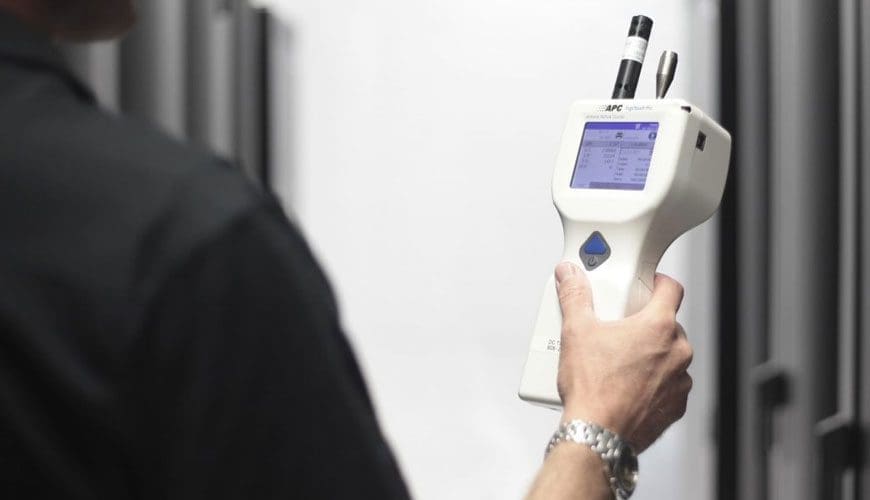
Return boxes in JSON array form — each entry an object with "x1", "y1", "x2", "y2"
[
  {"x1": 555, "y1": 261, "x2": 693, "y2": 452},
  {"x1": 525, "y1": 262, "x2": 694, "y2": 500}
]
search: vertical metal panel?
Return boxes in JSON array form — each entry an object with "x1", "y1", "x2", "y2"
[
  {"x1": 120, "y1": 0, "x2": 188, "y2": 139},
  {"x1": 258, "y1": 12, "x2": 272, "y2": 187},
  {"x1": 266, "y1": 14, "x2": 296, "y2": 201},
  {"x1": 835, "y1": 1, "x2": 861, "y2": 498},
  {"x1": 233, "y1": 3, "x2": 268, "y2": 184},
  {"x1": 186, "y1": 0, "x2": 236, "y2": 157},
  {"x1": 859, "y1": 0, "x2": 870, "y2": 495},
  {"x1": 735, "y1": 0, "x2": 772, "y2": 498},
  {"x1": 62, "y1": 1, "x2": 273, "y2": 183},
  {"x1": 730, "y1": 1, "x2": 864, "y2": 498},
  {"x1": 717, "y1": 0, "x2": 739, "y2": 496},
  {"x1": 766, "y1": 1, "x2": 840, "y2": 500},
  {"x1": 682, "y1": 3, "x2": 724, "y2": 496},
  {"x1": 59, "y1": 42, "x2": 120, "y2": 112}
]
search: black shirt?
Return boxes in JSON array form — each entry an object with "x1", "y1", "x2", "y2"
[{"x1": 0, "y1": 12, "x2": 410, "y2": 500}]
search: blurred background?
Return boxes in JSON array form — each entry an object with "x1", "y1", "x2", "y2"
[{"x1": 59, "y1": 0, "x2": 868, "y2": 499}]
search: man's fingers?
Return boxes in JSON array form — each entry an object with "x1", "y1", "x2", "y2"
[
  {"x1": 645, "y1": 273, "x2": 685, "y2": 314},
  {"x1": 674, "y1": 322, "x2": 694, "y2": 371},
  {"x1": 555, "y1": 262, "x2": 596, "y2": 331}
]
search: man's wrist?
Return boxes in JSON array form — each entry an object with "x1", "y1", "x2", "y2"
[
  {"x1": 561, "y1": 406, "x2": 628, "y2": 440},
  {"x1": 544, "y1": 443, "x2": 612, "y2": 496},
  {"x1": 546, "y1": 419, "x2": 639, "y2": 499}
]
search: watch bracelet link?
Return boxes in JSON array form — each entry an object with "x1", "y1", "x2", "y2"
[
  {"x1": 544, "y1": 419, "x2": 634, "y2": 499},
  {"x1": 545, "y1": 419, "x2": 623, "y2": 460}
]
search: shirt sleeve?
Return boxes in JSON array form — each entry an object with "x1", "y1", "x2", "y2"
[{"x1": 121, "y1": 199, "x2": 412, "y2": 500}]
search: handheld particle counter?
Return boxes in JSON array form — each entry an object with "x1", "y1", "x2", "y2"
[{"x1": 518, "y1": 16, "x2": 732, "y2": 409}]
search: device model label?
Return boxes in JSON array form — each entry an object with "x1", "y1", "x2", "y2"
[{"x1": 530, "y1": 336, "x2": 561, "y2": 353}]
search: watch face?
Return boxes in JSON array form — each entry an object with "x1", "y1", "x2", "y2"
[{"x1": 614, "y1": 443, "x2": 639, "y2": 496}]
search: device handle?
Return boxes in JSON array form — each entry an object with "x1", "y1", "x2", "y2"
[
  {"x1": 582, "y1": 260, "x2": 654, "y2": 320},
  {"x1": 519, "y1": 262, "x2": 654, "y2": 407},
  {"x1": 530, "y1": 260, "x2": 652, "y2": 352}
]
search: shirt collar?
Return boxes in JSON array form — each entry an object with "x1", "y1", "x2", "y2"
[{"x1": 0, "y1": 9, "x2": 96, "y2": 104}]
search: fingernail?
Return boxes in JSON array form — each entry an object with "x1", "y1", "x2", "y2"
[{"x1": 555, "y1": 261, "x2": 578, "y2": 284}]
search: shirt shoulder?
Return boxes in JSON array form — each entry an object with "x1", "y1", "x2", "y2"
[{"x1": 0, "y1": 69, "x2": 265, "y2": 362}]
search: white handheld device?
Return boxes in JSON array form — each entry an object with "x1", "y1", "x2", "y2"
[{"x1": 518, "y1": 97, "x2": 732, "y2": 408}]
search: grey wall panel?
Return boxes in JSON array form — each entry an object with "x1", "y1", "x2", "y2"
[
  {"x1": 683, "y1": 3, "x2": 721, "y2": 495},
  {"x1": 766, "y1": 1, "x2": 840, "y2": 499},
  {"x1": 834, "y1": 1, "x2": 861, "y2": 498},
  {"x1": 233, "y1": 2, "x2": 267, "y2": 183},
  {"x1": 860, "y1": 0, "x2": 870, "y2": 496},
  {"x1": 837, "y1": 0, "x2": 860, "y2": 438},
  {"x1": 120, "y1": 0, "x2": 188, "y2": 139},
  {"x1": 186, "y1": 0, "x2": 236, "y2": 157},
  {"x1": 60, "y1": 42, "x2": 120, "y2": 111},
  {"x1": 62, "y1": 1, "x2": 272, "y2": 181},
  {"x1": 266, "y1": 15, "x2": 296, "y2": 205},
  {"x1": 735, "y1": 0, "x2": 772, "y2": 498},
  {"x1": 718, "y1": 0, "x2": 869, "y2": 496}
]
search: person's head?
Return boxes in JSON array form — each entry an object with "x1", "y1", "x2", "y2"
[{"x1": 0, "y1": 0, "x2": 136, "y2": 41}]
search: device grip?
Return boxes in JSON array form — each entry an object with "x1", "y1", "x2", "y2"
[
  {"x1": 518, "y1": 264, "x2": 654, "y2": 407},
  {"x1": 586, "y1": 262, "x2": 654, "y2": 320}
]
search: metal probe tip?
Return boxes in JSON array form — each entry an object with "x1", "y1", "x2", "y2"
[{"x1": 656, "y1": 51, "x2": 678, "y2": 99}]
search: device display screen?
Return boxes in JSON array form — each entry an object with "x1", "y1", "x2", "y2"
[{"x1": 570, "y1": 122, "x2": 659, "y2": 190}]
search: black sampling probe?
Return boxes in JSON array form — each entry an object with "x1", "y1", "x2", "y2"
[{"x1": 611, "y1": 15, "x2": 653, "y2": 99}]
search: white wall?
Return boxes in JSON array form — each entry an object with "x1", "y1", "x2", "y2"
[{"x1": 263, "y1": 1, "x2": 720, "y2": 498}]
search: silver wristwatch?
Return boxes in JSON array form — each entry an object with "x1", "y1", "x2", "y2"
[{"x1": 545, "y1": 419, "x2": 639, "y2": 499}]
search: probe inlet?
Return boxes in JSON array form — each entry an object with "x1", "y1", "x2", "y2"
[{"x1": 611, "y1": 15, "x2": 653, "y2": 99}]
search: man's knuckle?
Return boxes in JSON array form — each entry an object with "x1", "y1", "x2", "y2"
[
  {"x1": 650, "y1": 309, "x2": 677, "y2": 333},
  {"x1": 558, "y1": 283, "x2": 588, "y2": 305},
  {"x1": 680, "y1": 340, "x2": 694, "y2": 366},
  {"x1": 677, "y1": 398, "x2": 689, "y2": 418}
]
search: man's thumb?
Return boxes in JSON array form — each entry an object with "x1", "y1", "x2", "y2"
[{"x1": 555, "y1": 262, "x2": 596, "y2": 327}]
